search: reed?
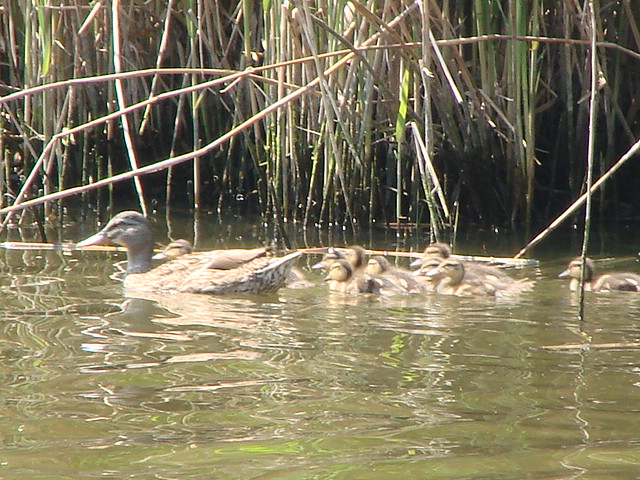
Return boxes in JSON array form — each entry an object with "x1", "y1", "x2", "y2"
[{"x1": 1, "y1": 1, "x2": 640, "y2": 241}]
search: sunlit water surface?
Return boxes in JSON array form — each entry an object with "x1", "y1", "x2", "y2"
[{"x1": 0, "y1": 214, "x2": 639, "y2": 479}]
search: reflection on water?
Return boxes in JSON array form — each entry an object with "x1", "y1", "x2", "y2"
[{"x1": 0, "y1": 218, "x2": 640, "y2": 479}]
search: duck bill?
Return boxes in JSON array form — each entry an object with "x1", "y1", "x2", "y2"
[
  {"x1": 409, "y1": 257, "x2": 423, "y2": 269},
  {"x1": 151, "y1": 252, "x2": 168, "y2": 260},
  {"x1": 558, "y1": 269, "x2": 570, "y2": 278},
  {"x1": 311, "y1": 260, "x2": 326, "y2": 270},
  {"x1": 76, "y1": 231, "x2": 110, "y2": 248},
  {"x1": 425, "y1": 267, "x2": 441, "y2": 277}
]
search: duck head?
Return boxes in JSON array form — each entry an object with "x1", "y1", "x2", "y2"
[
  {"x1": 77, "y1": 211, "x2": 154, "y2": 274},
  {"x1": 559, "y1": 257, "x2": 595, "y2": 281}
]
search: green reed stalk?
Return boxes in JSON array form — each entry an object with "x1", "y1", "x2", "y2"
[
  {"x1": 395, "y1": 65, "x2": 410, "y2": 229},
  {"x1": 579, "y1": 0, "x2": 598, "y2": 322}
]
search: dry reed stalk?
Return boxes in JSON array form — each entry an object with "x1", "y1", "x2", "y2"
[
  {"x1": 3, "y1": 1, "x2": 640, "y2": 232},
  {"x1": 514, "y1": 133, "x2": 640, "y2": 259},
  {"x1": 111, "y1": 0, "x2": 147, "y2": 215}
]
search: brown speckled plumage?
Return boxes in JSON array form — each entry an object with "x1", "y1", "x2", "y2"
[{"x1": 77, "y1": 211, "x2": 300, "y2": 294}]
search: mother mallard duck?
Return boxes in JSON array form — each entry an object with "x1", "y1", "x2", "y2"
[{"x1": 76, "y1": 211, "x2": 301, "y2": 294}]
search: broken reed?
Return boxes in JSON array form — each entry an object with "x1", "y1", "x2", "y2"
[{"x1": 1, "y1": 1, "x2": 639, "y2": 233}]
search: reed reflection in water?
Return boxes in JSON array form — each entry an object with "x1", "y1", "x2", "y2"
[{"x1": 0, "y1": 237, "x2": 639, "y2": 479}]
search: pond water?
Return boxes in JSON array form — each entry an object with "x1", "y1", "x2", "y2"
[{"x1": 0, "y1": 211, "x2": 639, "y2": 479}]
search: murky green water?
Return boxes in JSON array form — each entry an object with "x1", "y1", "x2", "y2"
[{"x1": 1, "y1": 213, "x2": 640, "y2": 479}]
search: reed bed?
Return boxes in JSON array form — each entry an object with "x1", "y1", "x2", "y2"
[{"x1": 1, "y1": 1, "x2": 640, "y2": 241}]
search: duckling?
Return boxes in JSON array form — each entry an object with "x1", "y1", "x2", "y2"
[
  {"x1": 411, "y1": 241, "x2": 511, "y2": 284},
  {"x1": 424, "y1": 242, "x2": 452, "y2": 259},
  {"x1": 346, "y1": 245, "x2": 367, "y2": 270},
  {"x1": 323, "y1": 259, "x2": 380, "y2": 294},
  {"x1": 410, "y1": 242, "x2": 451, "y2": 268},
  {"x1": 366, "y1": 256, "x2": 423, "y2": 294},
  {"x1": 426, "y1": 258, "x2": 496, "y2": 296},
  {"x1": 411, "y1": 256, "x2": 446, "y2": 292},
  {"x1": 152, "y1": 239, "x2": 193, "y2": 261},
  {"x1": 559, "y1": 257, "x2": 640, "y2": 292},
  {"x1": 427, "y1": 258, "x2": 532, "y2": 296},
  {"x1": 312, "y1": 245, "x2": 367, "y2": 272},
  {"x1": 311, "y1": 247, "x2": 346, "y2": 270},
  {"x1": 76, "y1": 211, "x2": 301, "y2": 295}
]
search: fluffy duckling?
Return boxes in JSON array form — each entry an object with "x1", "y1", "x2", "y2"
[
  {"x1": 410, "y1": 242, "x2": 451, "y2": 268},
  {"x1": 346, "y1": 245, "x2": 367, "y2": 270},
  {"x1": 426, "y1": 258, "x2": 497, "y2": 296},
  {"x1": 427, "y1": 258, "x2": 532, "y2": 296},
  {"x1": 152, "y1": 239, "x2": 193, "y2": 260},
  {"x1": 411, "y1": 256, "x2": 446, "y2": 292},
  {"x1": 411, "y1": 241, "x2": 511, "y2": 284},
  {"x1": 323, "y1": 259, "x2": 380, "y2": 294},
  {"x1": 324, "y1": 258, "x2": 416, "y2": 295},
  {"x1": 559, "y1": 257, "x2": 640, "y2": 292},
  {"x1": 311, "y1": 247, "x2": 346, "y2": 270},
  {"x1": 312, "y1": 245, "x2": 367, "y2": 272},
  {"x1": 366, "y1": 256, "x2": 423, "y2": 294},
  {"x1": 76, "y1": 211, "x2": 301, "y2": 295}
]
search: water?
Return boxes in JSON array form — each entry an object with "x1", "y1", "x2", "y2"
[{"x1": 1, "y1": 214, "x2": 640, "y2": 479}]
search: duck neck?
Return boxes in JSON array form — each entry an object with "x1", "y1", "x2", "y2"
[{"x1": 126, "y1": 245, "x2": 154, "y2": 274}]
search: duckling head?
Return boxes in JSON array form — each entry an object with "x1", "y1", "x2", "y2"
[
  {"x1": 430, "y1": 258, "x2": 465, "y2": 285},
  {"x1": 312, "y1": 247, "x2": 346, "y2": 270},
  {"x1": 346, "y1": 246, "x2": 367, "y2": 269},
  {"x1": 425, "y1": 242, "x2": 451, "y2": 259},
  {"x1": 559, "y1": 257, "x2": 595, "y2": 281},
  {"x1": 410, "y1": 242, "x2": 452, "y2": 268},
  {"x1": 413, "y1": 256, "x2": 444, "y2": 277},
  {"x1": 324, "y1": 259, "x2": 354, "y2": 282},
  {"x1": 153, "y1": 239, "x2": 193, "y2": 260},
  {"x1": 366, "y1": 256, "x2": 391, "y2": 275}
]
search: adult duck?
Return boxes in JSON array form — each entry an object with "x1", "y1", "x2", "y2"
[
  {"x1": 76, "y1": 211, "x2": 301, "y2": 294},
  {"x1": 151, "y1": 237, "x2": 312, "y2": 289},
  {"x1": 559, "y1": 257, "x2": 640, "y2": 292}
]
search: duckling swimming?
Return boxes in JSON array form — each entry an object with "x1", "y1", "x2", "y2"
[
  {"x1": 427, "y1": 258, "x2": 532, "y2": 296},
  {"x1": 366, "y1": 256, "x2": 423, "y2": 294},
  {"x1": 311, "y1": 247, "x2": 346, "y2": 270},
  {"x1": 411, "y1": 241, "x2": 512, "y2": 284},
  {"x1": 411, "y1": 256, "x2": 446, "y2": 292},
  {"x1": 323, "y1": 259, "x2": 380, "y2": 294},
  {"x1": 312, "y1": 245, "x2": 367, "y2": 272},
  {"x1": 559, "y1": 257, "x2": 640, "y2": 292}
]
